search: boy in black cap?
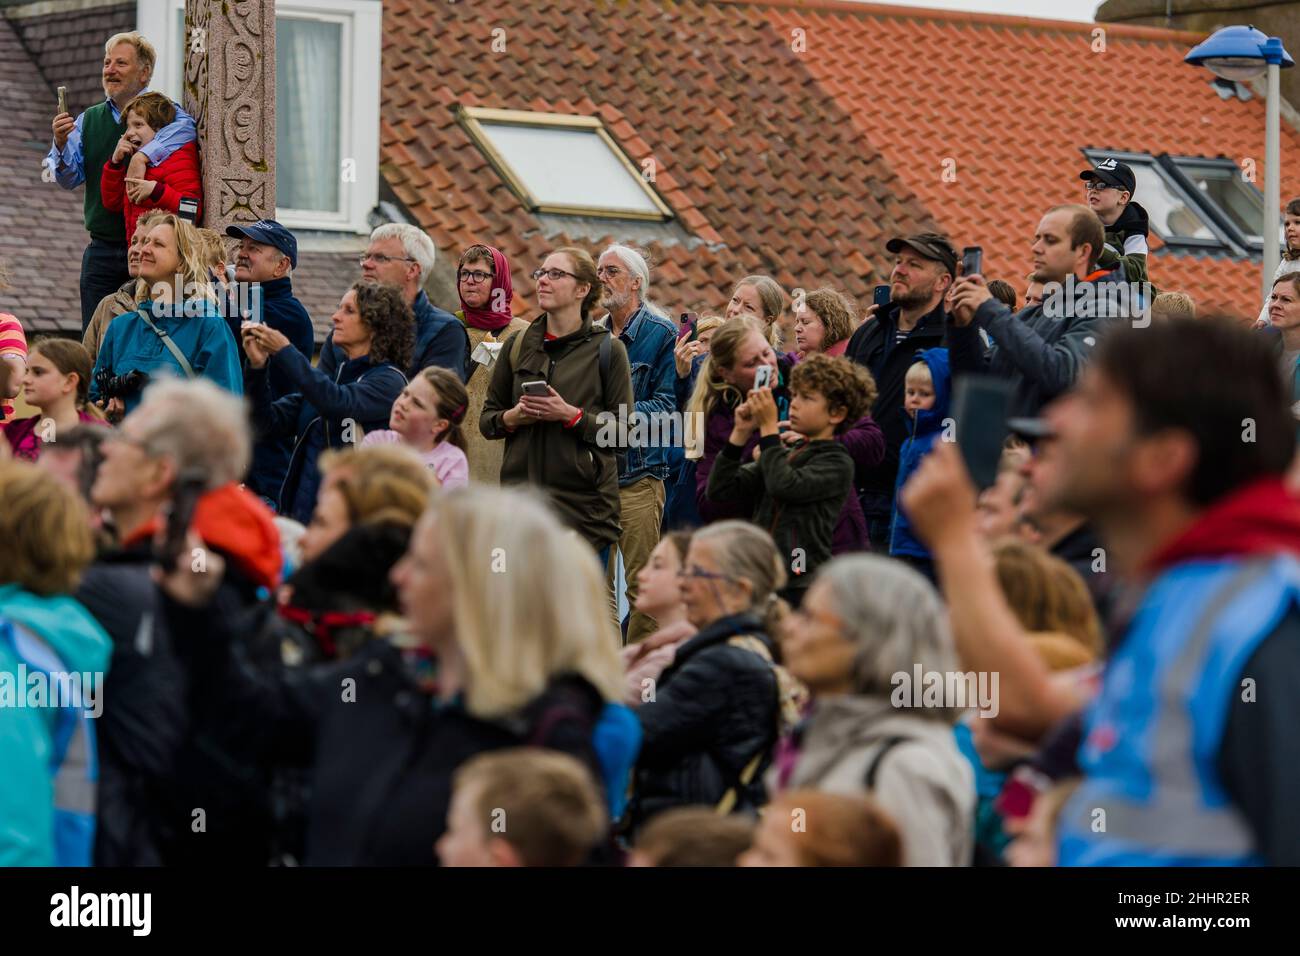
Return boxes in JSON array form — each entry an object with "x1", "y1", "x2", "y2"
[{"x1": 1080, "y1": 158, "x2": 1150, "y2": 285}]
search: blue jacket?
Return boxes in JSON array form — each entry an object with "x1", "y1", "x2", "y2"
[
  {"x1": 889, "y1": 347, "x2": 952, "y2": 559},
  {"x1": 244, "y1": 277, "x2": 318, "y2": 500},
  {"x1": 0, "y1": 585, "x2": 112, "y2": 866},
  {"x1": 1059, "y1": 555, "x2": 1300, "y2": 866},
  {"x1": 614, "y1": 304, "x2": 679, "y2": 485},
  {"x1": 249, "y1": 345, "x2": 407, "y2": 523},
  {"x1": 89, "y1": 299, "x2": 243, "y2": 412}
]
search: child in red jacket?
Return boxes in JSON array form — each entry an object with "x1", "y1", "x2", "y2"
[{"x1": 101, "y1": 92, "x2": 202, "y2": 242}]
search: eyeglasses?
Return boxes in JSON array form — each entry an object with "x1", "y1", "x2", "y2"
[
  {"x1": 677, "y1": 564, "x2": 736, "y2": 583},
  {"x1": 532, "y1": 268, "x2": 581, "y2": 282},
  {"x1": 1084, "y1": 181, "x2": 1119, "y2": 193},
  {"x1": 595, "y1": 266, "x2": 623, "y2": 279},
  {"x1": 458, "y1": 269, "x2": 494, "y2": 284},
  {"x1": 360, "y1": 253, "x2": 418, "y2": 266}
]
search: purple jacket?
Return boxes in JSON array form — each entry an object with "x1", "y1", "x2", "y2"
[{"x1": 697, "y1": 406, "x2": 884, "y2": 553}]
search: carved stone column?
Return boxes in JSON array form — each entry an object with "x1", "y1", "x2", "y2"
[{"x1": 182, "y1": 0, "x2": 275, "y2": 229}]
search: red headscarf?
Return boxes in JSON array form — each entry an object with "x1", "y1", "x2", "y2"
[{"x1": 459, "y1": 244, "x2": 514, "y2": 332}]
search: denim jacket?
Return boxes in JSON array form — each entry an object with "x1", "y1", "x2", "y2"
[{"x1": 611, "y1": 303, "x2": 678, "y2": 485}]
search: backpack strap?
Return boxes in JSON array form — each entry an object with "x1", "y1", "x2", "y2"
[
  {"x1": 863, "y1": 735, "x2": 909, "y2": 790},
  {"x1": 135, "y1": 309, "x2": 197, "y2": 379},
  {"x1": 598, "y1": 326, "x2": 611, "y2": 387}
]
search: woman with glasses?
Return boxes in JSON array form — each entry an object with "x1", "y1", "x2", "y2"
[
  {"x1": 242, "y1": 280, "x2": 413, "y2": 524},
  {"x1": 453, "y1": 243, "x2": 528, "y2": 485},
  {"x1": 628, "y1": 521, "x2": 799, "y2": 830},
  {"x1": 768, "y1": 554, "x2": 975, "y2": 866},
  {"x1": 480, "y1": 247, "x2": 632, "y2": 562}
]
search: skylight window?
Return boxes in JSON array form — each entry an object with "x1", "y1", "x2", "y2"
[{"x1": 458, "y1": 107, "x2": 672, "y2": 221}]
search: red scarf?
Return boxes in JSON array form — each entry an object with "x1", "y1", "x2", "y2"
[{"x1": 459, "y1": 244, "x2": 514, "y2": 332}]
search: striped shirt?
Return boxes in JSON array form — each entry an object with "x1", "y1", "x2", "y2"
[{"x1": 0, "y1": 313, "x2": 27, "y2": 423}]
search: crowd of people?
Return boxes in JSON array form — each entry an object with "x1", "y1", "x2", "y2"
[{"x1": 1, "y1": 27, "x2": 1299, "y2": 868}]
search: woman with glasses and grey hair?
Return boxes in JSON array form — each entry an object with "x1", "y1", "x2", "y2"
[
  {"x1": 480, "y1": 247, "x2": 632, "y2": 564},
  {"x1": 628, "y1": 521, "x2": 803, "y2": 831},
  {"x1": 770, "y1": 553, "x2": 975, "y2": 866}
]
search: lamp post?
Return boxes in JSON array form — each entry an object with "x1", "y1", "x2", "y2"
[{"x1": 1186, "y1": 25, "x2": 1294, "y2": 303}]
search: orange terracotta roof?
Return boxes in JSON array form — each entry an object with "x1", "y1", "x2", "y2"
[{"x1": 382, "y1": 0, "x2": 1300, "y2": 320}]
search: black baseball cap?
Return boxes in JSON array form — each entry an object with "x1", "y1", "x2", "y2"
[
  {"x1": 226, "y1": 219, "x2": 298, "y2": 269},
  {"x1": 1080, "y1": 158, "x2": 1136, "y2": 195},
  {"x1": 885, "y1": 232, "x2": 958, "y2": 277}
]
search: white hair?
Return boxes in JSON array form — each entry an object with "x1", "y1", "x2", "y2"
[
  {"x1": 601, "y1": 243, "x2": 668, "y2": 319},
  {"x1": 370, "y1": 223, "x2": 437, "y2": 285},
  {"x1": 131, "y1": 377, "x2": 251, "y2": 488},
  {"x1": 105, "y1": 31, "x2": 157, "y2": 78}
]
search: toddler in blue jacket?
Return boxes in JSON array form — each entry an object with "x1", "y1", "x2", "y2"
[{"x1": 890, "y1": 347, "x2": 952, "y2": 579}]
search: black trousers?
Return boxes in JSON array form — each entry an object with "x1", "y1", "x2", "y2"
[{"x1": 80, "y1": 237, "x2": 130, "y2": 333}]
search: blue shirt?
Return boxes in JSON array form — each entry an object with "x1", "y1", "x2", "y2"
[
  {"x1": 45, "y1": 93, "x2": 196, "y2": 189},
  {"x1": 612, "y1": 303, "x2": 678, "y2": 485}
]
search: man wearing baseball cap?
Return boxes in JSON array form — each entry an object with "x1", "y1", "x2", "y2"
[
  {"x1": 1080, "y1": 158, "x2": 1150, "y2": 285},
  {"x1": 846, "y1": 231, "x2": 965, "y2": 550},
  {"x1": 226, "y1": 219, "x2": 315, "y2": 502}
]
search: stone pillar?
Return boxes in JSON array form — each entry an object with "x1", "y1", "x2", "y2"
[{"x1": 182, "y1": 0, "x2": 275, "y2": 230}]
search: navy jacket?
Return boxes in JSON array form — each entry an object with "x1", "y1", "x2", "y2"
[
  {"x1": 613, "y1": 304, "x2": 679, "y2": 485},
  {"x1": 249, "y1": 346, "x2": 407, "y2": 523},
  {"x1": 245, "y1": 277, "x2": 317, "y2": 499},
  {"x1": 316, "y1": 289, "x2": 469, "y2": 386}
]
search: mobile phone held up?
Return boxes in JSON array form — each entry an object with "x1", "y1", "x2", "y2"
[
  {"x1": 873, "y1": 284, "x2": 891, "y2": 310},
  {"x1": 680, "y1": 311, "x2": 700, "y2": 343},
  {"x1": 753, "y1": 364, "x2": 774, "y2": 390},
  {"x1": 950, "y1": 374, "x2": 1012, "y2": 490},
  {"x1": 961, "y1": 246, "x2": 983, "y2": 278},
  {"x1": 521, "y1": 380, "x2": 551, "y2": 398},
  {"x1": 155, "y1": 469, "x2": 208, "y2": 570}
]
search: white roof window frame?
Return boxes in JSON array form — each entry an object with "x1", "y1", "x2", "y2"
[
  {"x1": 1162, "y1": 154, "x2": 1269, "y2": 253},
  {"x1": 457, "y1": 106, "x2": 674, "y2": 222},
  {"x1": 136, "y1": 0, "x2": 380, "y2": 234}
]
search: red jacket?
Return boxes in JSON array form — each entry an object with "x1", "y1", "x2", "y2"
[{"x1": 101, "y1": 140, "x2": 203, "y2": 243}]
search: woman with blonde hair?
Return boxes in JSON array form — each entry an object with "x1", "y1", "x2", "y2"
[
  {"x1": 629, "y1": 520, "x2": 802, "y2": 830},
  {"x1": 726, "y1": 274, "x2": 789, "y2": 347},
  {"x1": 0, "y1": 461, "x2": 111, "y2": 865},
  {"x1": 991, "y1": 538, "x2": 1104, "y2": 663},
  {"x1": 90, "y1": 211, "x2": 241, "y2": 418}
]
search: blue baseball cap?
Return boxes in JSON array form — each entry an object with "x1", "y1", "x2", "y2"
[{"x1": 226, "y1": 219, "x2": 298, "y2": 269}]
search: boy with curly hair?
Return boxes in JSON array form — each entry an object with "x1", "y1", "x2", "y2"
[{"x1": 707, "y1": 353, "x2": 873, "y2": 606}]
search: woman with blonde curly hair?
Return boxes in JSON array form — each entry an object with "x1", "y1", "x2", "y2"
[{"x1": 89, "y1": 212, "x2": 241, "y2": 418}]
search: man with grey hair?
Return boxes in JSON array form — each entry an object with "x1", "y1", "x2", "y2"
[
  {"x1": 48, "y1": 31, "x2": 197, "y2": 332},
  {"x1": 324, "y1": 222, "x2": 470, "y2": 381},
  {"x1": 597, "y1": 243, "x2": 678, "y2": 643}
]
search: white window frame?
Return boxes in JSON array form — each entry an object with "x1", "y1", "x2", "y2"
[
  {"x1": 137, "y1": 0, "x2": 379, "y2": 233},
  {"x1": 458, "y1": 106, "x2": 673, "y2": 222}
]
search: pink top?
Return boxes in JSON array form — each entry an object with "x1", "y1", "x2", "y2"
[
  {"x1": 361, "y1": 429, "x2": 469, "y2": 489},
  {"x1": 0, "y1": 313, "x2": 26, "y2": 423}
]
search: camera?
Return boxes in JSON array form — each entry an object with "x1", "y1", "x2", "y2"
[{"x1": 95, "y1": 367, "x2": 149, "y2": 401}]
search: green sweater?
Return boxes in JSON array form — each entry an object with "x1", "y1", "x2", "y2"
[{"x1": 81, "y1": 101, "x2": 128, "y2": 242}]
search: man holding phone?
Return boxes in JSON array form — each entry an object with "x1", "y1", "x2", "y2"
[
  {"x1": 846, "y1": 232, "x2": 959, "y2": 550},
  {"x1": 46, "y1": 31, "x2": 196, "y2": 333},
  {"x1": 948, "y1": 204, "x2": 1123, "y2": 418}
]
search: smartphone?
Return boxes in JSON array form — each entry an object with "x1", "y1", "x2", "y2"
[
  {"x1": 950, "y1": 374, "x2": 1013, "y2": 489},
  {"x1": 753, "y1": 365, "x2": 774, "y2": 390},
  {"x1": 521, "y1": 380, "x2": 550, "y2": 398},
  {"x1": 961, "y1": 246, "x2": 983, "y2": 278},
  {"x1": 155, "y1": 469, "x2": 208, "y2": 570},
  {"x1": 57, "y1": 86, "x2": 68, "y2": 116},
  {"x1": 680, "y1": 311, "x2": 700, "y2": 343},
  {"x1": 178, "y1": 196, "x2": 199, "y2": 223},
  {"x1": 873, "y1": 284, "x2": 891, "y2": 310}
]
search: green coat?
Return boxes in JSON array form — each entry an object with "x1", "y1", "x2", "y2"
[{"x1": 480, "y1": 314, "x2": 632, "y2": 550}]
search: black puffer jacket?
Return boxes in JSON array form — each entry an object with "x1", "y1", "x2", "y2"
[{"x1": 630, "y1": 611, "x2": 780, "y2": 828}]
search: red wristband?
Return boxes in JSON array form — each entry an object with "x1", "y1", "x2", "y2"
[{"x1": 563, "y1": 409, "x2": 584, "y2": 429}]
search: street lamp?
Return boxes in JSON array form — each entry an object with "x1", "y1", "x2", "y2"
[{"x1": 1186, "y1": 25, "x2": 1293, "y2": 303}]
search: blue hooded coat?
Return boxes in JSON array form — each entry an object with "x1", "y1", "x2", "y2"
[{"x1": 890, "y1": 347, "x2": 952, "y2": 559}]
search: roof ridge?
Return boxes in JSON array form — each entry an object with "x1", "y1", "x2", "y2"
[{"x1": 711, "y1": 0, "x2": 1208, "y2": 43}]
